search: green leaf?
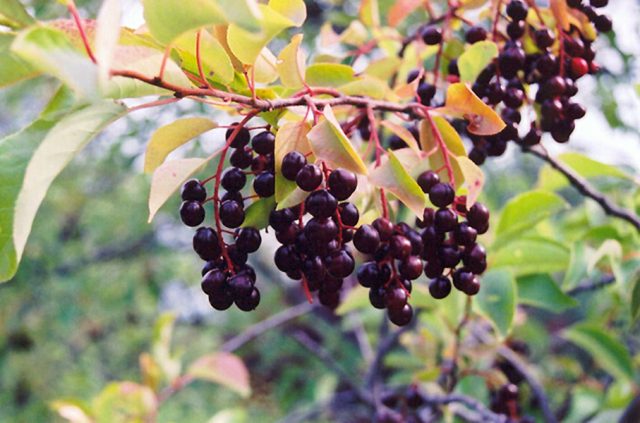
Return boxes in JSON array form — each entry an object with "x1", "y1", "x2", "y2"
[
  {"x1": 336, "y1": 286, "x2": 370, "y2": 315},
  {"x1": 338, "y1": 75, "x2": 387, "y2": 99},
  {"x1": 491, "y1": 237, "x2": 570, "y2": 276},
  {"x1": 305, "y1": 63, "x2": 356, "y2": 87},
  {"x1": 174, "y1": 30, "x2": 235, "y2": 84},
  {"x1": 276, "y1": 33, "x2": 305, "y2": 88},
  {"x1": 631, "y1": 272, "x2": 640, "y2": 323},
  {"x1": 307, "y1": 105, "x2": 368, "y2": 175},
  {"x1": 143, "y1": 118, "x2": 217, "y2": 173},
  {"x1": 369, "y1": 150, "x2": 426, "y2": 217},
  {"x1": 142, "y1": 0, "x2": 260, "y2": 45},
  {"x1": 457, "y1": 40, "x2": 499, "y2": 83},
  {"x1": 93, "y1": 382, "x2": 157, "y2": 423},
  {"x1": 151, "y1": 313, "x2": 181, "y2": 381},
  {"x1": 95, "y1": 0, "x2": 122, "y2": 87},
  {"x1": 0, "y1": 97, "x2": 127, "y2": 283},
  {"x1": 12, "y1": 26, "x2": 99, "y2": 100},
  {"x1": 476, "y1": 269, "x2": 516, "y2": 338},
  {"x1": 538, "y1": 152, "x2": 632, "y2": 191},
  {"x1": 147, "y1": 157, "x2": 208, "y2": 222},
  {"x1": 563, "y1": 324, "x2": 634, "y2": 382},
  {"x1": 0, "y1": 33, "x2": 37, "y2": 87},
  {"x1": 242, "y1": 197, "x2": 276, "y2": 229},
  {"x1": 516, "y1": 274, "x2": 578, "y2": 312},
  {"x1": 495, "y1": 191, "x2": 568, "y2": 242},
  {"x1": 187, "y1": 352, "x2": 251, "y2": 397},
  {"x1": 453, "y1": 155, "x2": 484, "y2": 208},
  {"x1": 50, "y1": 399, "x2": 93, "y2": 423},
  {"x1": 0, "y1": 0, "x2": 34, "y2": 29}
]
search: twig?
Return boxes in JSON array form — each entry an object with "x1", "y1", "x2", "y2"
[
  {"x1": 566, "y1": 274, "x2": 616, "y2": 296},
  {"x1": 291, "y1": 331, "x2": 374, "y2": 406},
  {"x1": 220, "y1": 302, "x2": 316, "y2": 352},
  {"x1": 421, "y1": 392, "x2": 508, "y2": 423},
  {"x1": 497, "y1": 346, "x2": 557, "y2": 423},
  {"x1": 523, "y1": 146, "x2": 640, "y2": 232},
  {"x1": 278, "y1": 390, "x2": 364, "y2": 423}
]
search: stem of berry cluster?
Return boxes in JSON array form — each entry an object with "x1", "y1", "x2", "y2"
[
  {"x1": 424, "y1": 111, "x2": 456, "y2": 186},
  {"x1": 67, "y1": 1, "x2": 96, "y2": 64}
]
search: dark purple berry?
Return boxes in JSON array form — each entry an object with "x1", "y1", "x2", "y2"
[
  {"x1": 252, "y1": 131, "x2": 275, "y2": 155},
  {"x1": 220, "y1": 200, "x2": 244, "y2": 228},
  {"x1": 180, "y1": 201, "x2": 205, "y2": 227},
  {"x1": 181, "y1": 179, "x2": 206, "y2": 202},
  {"x1": 429, "y1": 276, "x2": 452, "y2": 299},
  {"x1": 281, "y1": 151, "x2": 307, "y2": 180},
  {"x1": 193, "y1": 227, "x2": 221, "y2": 260},
  {"x1": 296, "y1": 164, "x2": 323, "y2": 191}
]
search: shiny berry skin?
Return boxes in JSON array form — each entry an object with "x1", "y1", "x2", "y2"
[
  {"x1": 353, "y1": 224, "x2": 381, "y2": 254},
  {"x1": 338, "y1": 202, "x2": 359, "y2": 226},
  {"x1": 235, "y1": 227, "x2": 261, "y2": 253},
  {"x1": 399, "y1": 256, "x2": 423, "y2": 280},
  {"x1": 296, "y1": 164, "x2": 323, "y2": 191},
  {"x1": 417, "y1": 170, "x2": 440, "y2": 193},
  {"x1": 421, "y1": 26, "x2": 442, "y2": 45},
  {"x1": 372, "y1": 217, "x2": 394, "y2": 241},
  {"x1": 208, "y1": 290, "x2": 234, "y2": 310},
  {"x1": 454, "y1": 222, "x2": 478, "y2": 246},
  {"x1": 251, "y1": 131, "x2": 275, "y2": 155},
  {"x1": 452, "y1": 269, "x2": 475, "y2": 291},
  {"x1": 221, "y1": 168, "x2": 246, "y2": 192},
  {"x1": 253, "y1": 172, "x2": 275, "y2": 198},
  {"x1": 434, "y1": 208, "x2": 457, "y2": 232},
  {"x1": 328, "y1": 168, "x2": 357, "y2": 200},
  {"x1": 180, "y1": 201, "x2": 205, "y2": 227},
  {"x1": 594, "y1": 14, "x2": 612, "y2": 32},
  {"x1": 506, "y1": 20, "x2": 525, "y2": 40},
  {"x1": 304, "y1": 218, "x2": 338, "y2": 245},
  {"x1": 566, "y1": 102, "x2": 586, "y2": 120},
  {"x1": 230, "y1": 148, "x2": 253, "y2": 169},
  {"x1": 467, "y1": 203, "x2": 490, "y2": 229},
  {"x1": 506, "y1": 0, "x2": 528, "y2": 21},
  {"x1": 534, "y1": 28, "x2": 555, "y2": 48},
  {"x1": 369, "y1": 287, "x2": 386, "y2": 309},
  {"x1": 429, "y1": 276, "x2": 452, "y2": 299},
  {"x1": 318, "y1": 288, "x2": 340, "y2": 309},
  {"x1": 269, "y1": 208, "x2": 295, "y2": 231},
  {"x1": 226, "y1": 124, "x2": 251, "y2": 148},
  {"x1": 305, "y1": 190, "x2": 338, "y2": 219},
  {"x1": 193, "y1": 227, "x2": 221, "y2": 260},
  {"x1": 466, "y1": 26, "x2": 487, "y2": 44},
  {"x1": 429, "y1": 183, "x2": 455, "y2": 207},
  {"x1": 417, "y1": 82, "x2": 436, "y2": 105},
  {"x1": 424, "y1": 258, "x2": 444, "y2": 278},
  {"x1": 388, "y1": 303, "x2": 413, "y2": 326},
  {"x1": 228, "y1": 273, "x2": 254, "y2": 298},
  {"x1": 325, "y1": 249, "x2": 355, "y2": 278},
  {"x1": 390, "y1": 235, "x2": 412, "y2": 260},
  {"x1": 201, "y1": 269, "x2": 227, "y2": 295},
  {"x1": 181, "y1": 179, "x2": 206, "y2": 202},
  {"x1": 219, "y1": 200, "x2": 245, "y2": 228},
  {"x1": 463, "y1": 244, "x2": 487, "y2": 274},
  {"x1": 570, "y1": 57, "x2": 589, "y2": 78},
  {"x1": 281, "y1": 151, "x2": 307, "y2": 180},
  {"x1": 522, "y1": 126, "x2": 542, "y2": 146},
  {"x1": 385, "y1": 284, "x2": 408, "y2": 309},
  {"x1": 463, "y1": 276, "x2": 481, "y2": 295},
  {"x1": 236, "y1": 288, "x2": 260, "y2": 311}
]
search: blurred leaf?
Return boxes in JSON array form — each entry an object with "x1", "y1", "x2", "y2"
[
  {"x1": 0, "y1": 33, "x2": 38, "y2": 87},
  {"x1": 336, "y1": 286, "x2": 369, "y2": 315},
  {"x1": 307, "y1": 105, "x2": 368, "y2": 175},
  {"x1": 243, "y1": 196, "x2": 276, "y2": 229},
  {"x1": 437, "y1": 83, "x2": 505, "y2": 136},
  {"x1": 587, "y1": 239, "x2": 623, "y2": 283},
  {"x1": 147, "y1": 157, "x2": 208, "y2": 222},
  {"x1": 95, "y1": 0, "x2": 121, "y2": 87},
  {"x1": 458, "y1": 41, "x2": 498, "y2": 83},
  {"x1": 0, "y1": 99, "x2": 126, "y2": 283},
  {"x1": 0, "y1": 0, "x2": 34, "y2": 28},
  {"x1": 538, "y1": 152, "x2": 632, "y2": 191},
  {"x1": 144, "y1": 117, "x2": 217, "y2": 173},
  {"x1": 207, "y1": 408, "x2": 248, "y2": 423},
  {"x1": 152, "y1": 313, "x2": 181, "y2": 382},
  {"x1": 550, "y1": 0, "x2": 570, "y2": 31},
  {"x1": 631, "y1": 273, "x2": 640, "y2": 323},
  {"x1": 516, "y1": 274, "x2": 578, "y2": 312},
  {"x1": 276, "y1": 33, "x2": 305, "y2": 88},
  {"x1": 305, "y1": 63, "x2": 356, "y2": 87},
  {"x1": 12, "y1": 26, "x2": 99, "y2": 99},
  {"x1": 380, "y1": 120, "x2": 420, "y2": 154},
  {"x1": 495, "y1": 191, "x2": 568, "y2": 242},
  {"x1": 491, "y1": 237, "x2": 570, "y2": 276},
  {"x1": 50, "y1": 400, "x2": 93, "y2": 423},
  {"x1": 387, "y1": 0, "x2": 423, "y2": 26},
  {"x1": 187, "y1": 352, "x2": 251, "y2": 397},
  {"x1": 139, "y1": 353, "x2": 162, "y2": 392},
  {"x1": 563, "y1": 324, "x2": 634, "y2": 382},
  {"x1": 476, "y1": 269, "x2": 516, "y2": 338},
  {"x1": 93, "y1": 382, "x2": 157, "y2": 423},
  {"x1": 453, "y1": 155, "x2": 484, "y2": 208},
  {"x1": 369, "y1": 150, "x2": 426, "y2": 217},
  {"x1": 563, "y1": 242, "x2": 589, "y2": 288},
  {"x1": 359, "y1": 0, "x2": 379, "y2": 27}
]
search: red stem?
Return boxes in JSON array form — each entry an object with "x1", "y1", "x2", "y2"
[
  {"x1": 67, "y1": 1, "x2": 96, "y2": 63},
  {"x1": 424, "y1": 111, "x2": 455, "y2": 186},
  {"x1": 491, "y1": 0, "x2": 504, "y2": 41}
]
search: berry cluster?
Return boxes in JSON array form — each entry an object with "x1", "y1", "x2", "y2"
[
  {"x1": 272, "y1": 156, "x2": 359, "y2": 310},
  {"x1": 179, "y1": 124, "x2": 279, "y2": 311}
]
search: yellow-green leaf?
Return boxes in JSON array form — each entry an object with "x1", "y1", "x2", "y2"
[
  {"x1": 174, "y1": 30, "x2": 235, "y2": 84},
  {"x1": 144, "y1": 118, "x2": 217, "y2": 173},
  {"x1": 187, "y1": 352, "x2": 251, "y2": 397},
  {"x1": 453, "y1": 155, "x2": 484, "y2": 208},
  {"x1": 476, "y1": 269, "x2": 516, "y2": 339},
  {"x1": 380, "y1": 120, "x2": 420, "y2": 154},
  {"x1": 338, "y1": 75, "x2": 387, "y2": 99},
  {"x1": 437, "y1": 83, "x2": 506, "y2": 135},
  {"x1": 276, "y1": 33, "x2": 305, "y2": 88},
  {"x1": 305, "y1": 63, "x2": 356, "y2": 87},
  {"x1": 0, "y1": 0, "x2": 35, "y2": 29},
  {"x1": 458, "y1": 40, "x2": 498, "y2": 83}
]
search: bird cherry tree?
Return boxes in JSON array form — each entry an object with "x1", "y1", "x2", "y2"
[{"x1": 1, "y1": 0, "x2": 639, "y2": 422}]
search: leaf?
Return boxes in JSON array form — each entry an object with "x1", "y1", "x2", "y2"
[
  {"x1": 50, "y1": 400, "x2": 93, "y2": 423},
  {"x1": 305, "y1": 63, "x2": 356, "y2": 87},
  {"x1": 144, "y1": 118, "x2": 217, "y2": 173},
  {"x1": 174, "y1": 30, "x2": 235, "y2": 84},
  {"x1": 336, "y1": 286, "x2": 370, "y2": 315},
  {"x1": 12, "y1": 26, "x2": 99, "y2": 100},
  {"x1": 516, "y1": 274, "x2": 578, "y2": 312},
  {"x1": 95, "y1": 0, "x2": 122, "y2": 87},
  {"x1": 93, "y1": 382, "x2": 157, "y2": 423},
  {"x1": 243, "y1": 197, "x2": 276, "y2": 229},
  {"x1": 276, "y1": 33, "x2": 305, "y2": 88},
  {"x1": 142, "y1": 0, "x2": 259, "y2": 45},
  {"x1": 148, "y1": 157, "x2": 208, "y2": 222},
  {"x1": 274, "y1": 120, "x2": 312, "y2": 204},
  {"x1": 151, "y1": 313, "x2": 181, "y2": 382},
  {"x1": 563, "y1": 324, "x2": 634, "y2": 382},
  {"x1": 387, "y1": 0, "x2": 423, "y2": 26},
  {"x1": 453, "y1": 156, "x2": 484, "y2": 208},
  {"x1": 491, "y1": 237, "x2": 570, "y2": 276},
  {"x1": 0, "y1": 97, "x2": 126, "y2": 283},
  {"x1": 476, "y1": 269, "x2": 516, "y2": 338},
  {"x1": 631, "y1": 272, "x2": 640, "y2": 323},
  {"x1": 0, "y1": 33, "x2": 37, "y2": 87},
  {"x1": 550, "y1": 0, "x2": 570, "y2": 31},
  {"x1": 0, "y1": 0, "x2": 34, "y2": 28},
  {"x1": 227, "y1": 1, "x2": 305, "y2": 65},
  {"x1": 369, "y1": 150, "x2": 426, "y2": 217},
  {"x1": 359, "y1": 0, "x2": 379, "y2": 27},
  {"x1": 380, "y1": 120, "x2": 420, "y2": 154},
  {"x1": 458, "y1": 41, "x2": 499, "y2": 83},
  {"x1": 537, "y1": 152, "x2": 633, "y2": 191},
  {"x1": 338, "y1": 75, "x2": 387, "y2": 99},
  {"x1": 187, "y1": 352, "x2": 251, "y2": 397},
  {"x1": 419, "y1": 116, "x2": 465, "y2": 187},
  {"x1": 307, "y1": 105, "x2": 368, "y2": 175},
  {"x1": 496, "y1": 191, "x2": 568, "y2": 241},
  {"x1": 208, "y1": 408, "x2": 249, "y2": 423},
  {"x1": 437, "y1": 83, "x2": 505, "y2": 135}
]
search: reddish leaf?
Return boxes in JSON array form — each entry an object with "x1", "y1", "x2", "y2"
[
  {"x1": 388, "y1": 0, "x2": 423, "y2": 27},
  {"x1": 187, "y1": 352, "x2": 251, "y2": 397},
  {"x1": 437, "y1": 83, "x2": 505, "y2": 135}
]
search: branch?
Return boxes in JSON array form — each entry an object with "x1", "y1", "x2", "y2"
[
  {"x1": 497, "y1": 346, "x2": 557, "y2": 423},
  {"x1": 220, "y1": 302, "x2": 315, "y2": 352},
  {"x1": 523, "y1": 146, "x2": 640, "y2": 232},
  {"x1": 566, "y1": 274, "x2": 616, "y2": 296},
  {"x1": 420, "y1": 392, "x2": 508, "y2": 423}
]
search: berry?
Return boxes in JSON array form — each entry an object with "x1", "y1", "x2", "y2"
[
  {"x1": 235, "y1": 227, "x2": 261, "y2": 253},
  {"x1": 228, "y1": 273, "x2": 254, "y2": 298},
  {"x1": 467, "y1": 203, "x2": 490, "y2": 229},
  {"x1": 230, "y1": 148, "x2": 253, "y2": 169},
  {"x1": 506, "y1": 0, "x2": 528, "y2": 21},
  {"x1": 193, "y1": 227, "x2": 221, "y2": 260},
  {"x1": 534, "y1": 28, "x2": 555, "y2": 48},
  {"x1": 385, "y1": 284, "x2": 408, "y2": 309},
  {"x1": 421, "y1": 26, "x2": 442, "y2": 45},
  {"x1": 369, "y1": 287, "x2": 386, "y2": 309},
  {"x1": 338, "y1": 202, "x2": 359, "y2": 226},
  {"x1": 226, "y1": 124, "x2": 250, "y2": 148},
  {"x1": 220, "y1": 200, "x2": 245, "y2": 228},
  {"x1": 594, "y1": 14, "x2": 612, "y2": 32},
  {"x1": 429, "y1": 183, "x2": 455, "y2": 207},
  {"x1": 208, "y1": 290, "x2": 234, "y2": 310},
  {"x1": 328, "y1": 168, "x2": 357, "y2": 200},
  {"x1": 454, "y1": 222, "x2": 477, "y2": 246},
  {"x1": 388, "y1": 303, "x2": 413, "y2": 326},
  {"x1": 399, "y1": 256, "x2": 423, "y2": 280},
  {"x1": 236, "y1": 288, "x2": 260, "y2": 311},
  {"x1": 296, "y1": 164, "x2": 323, "y2": 191},
  {"x1": 354, "y1": 224, "x2": 381, "y2": 254},
  {"x1": 434, "y1": 208, "x2": 457, "y2": 232},
  {"x1": 305, "y1": 190, "x2": 338, "y2": 219},
  {"x1": 252, "y1": 131, "x2": 275, "y2": 155},
  {"x1": 325, "y1": 249, "x2": 355, "y2": 278},
  {"x1": 221, "y1": 167, "x2": 246, "y2": 192},
  {"x1": 429, "y1": 276, "x2": 452, "y2": 299},
  {"x1": 570, "y1": 57, "x2": 589, "y2": 78},
  {"x1": 372, "y1": 218, "x2": 394, "y2": 241},
  {"x1": 417, "y1": 83, "x2": 436, "y2": 105},
  {"x1": 181, "y1": 179, "x2": 206, "y2": 202},
  {"x1": 253, "y1": 171, "x2": 275, "y2": 197},
  {"x1": 390, "y1": 235, "x2": 412, "y2": 260},
  {"x1": 281, "y1": 151, "x2": 307, "y2": 180},
  {"x1": 417, "y1": 170, "x2": 440, "y2": 193},
  {"x1": 180, "y1": 201, "x2": 205, "y2": 227},
  {"x1": 466, "y1": 26, "x2": 487, "y2": 44},
  {"x1": 201, "y1": 269, "x2": 227, "y2": 295}
]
